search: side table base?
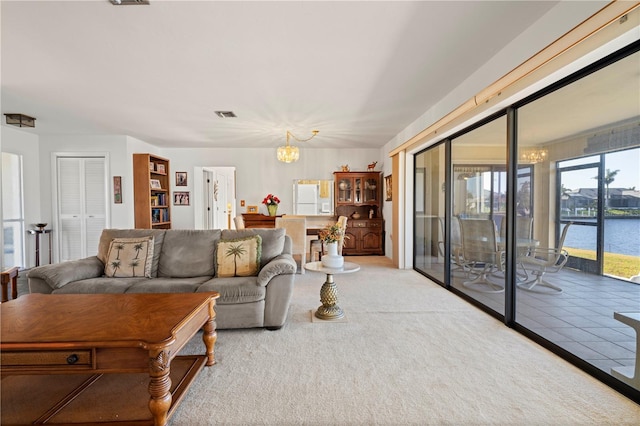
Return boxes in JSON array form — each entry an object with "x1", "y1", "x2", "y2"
[
  {"x1": 315, "y1": 274, "x2": 345, "y2": 320},
  {"x1": 315, "y1": 305, "x2": 345, "y2": 320}
]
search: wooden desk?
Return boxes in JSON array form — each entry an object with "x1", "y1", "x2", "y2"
[
  {"x1": 1, "y1": 266, "x2": 19, "y2": 302},
  {"x1": 242, "y1": 214, "x2": 280, "y2": 228},
  {"x1": 1, "y1": 292, "x2": 219, "y2": 426}
]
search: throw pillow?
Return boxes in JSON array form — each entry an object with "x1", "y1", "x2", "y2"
[
  {"x1": 216, "y1": 235, "x2": 262, "y2": 278},
  {"x1": 104, "y1": 237, "x2": 154, "y2": 278}
]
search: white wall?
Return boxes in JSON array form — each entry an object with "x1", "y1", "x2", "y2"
[
  {"x1": 1, "y1": 126, "x2": 42, "y2": 268},
  {"x1": 162, "y1": 146, "x2": 382, "y2": 229}
]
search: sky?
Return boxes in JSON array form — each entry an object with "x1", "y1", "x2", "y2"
[{"x1": 559, "y1": 147, "x2": 640, "y2": 191}]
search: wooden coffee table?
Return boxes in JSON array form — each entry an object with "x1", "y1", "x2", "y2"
[{"x1": 0, "y1": 292, "x2": 220, "y2": 426}]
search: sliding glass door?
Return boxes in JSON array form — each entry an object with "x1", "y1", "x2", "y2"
[
  {"x1": 413, "y1": 44, "x2": 640, "y2": 400},
  {"x1": 414, "y1": 143, "x2": 445, "y2": 283}
]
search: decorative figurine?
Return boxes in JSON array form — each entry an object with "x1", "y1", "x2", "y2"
[
  {"x1": 367, "y1": 161, "x2": 377, "y2": 171},
  {"x1": 340, "y1": 164, "x2": 350, "y2": 172}
]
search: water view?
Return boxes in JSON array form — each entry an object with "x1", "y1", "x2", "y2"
[{"x1": 563, "y1": 218, "x2": 640, "y2": 257}]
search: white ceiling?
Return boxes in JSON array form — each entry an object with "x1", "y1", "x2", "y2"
[{"x1": 1, "y1": 1, "x2": 566, "y2": 150}]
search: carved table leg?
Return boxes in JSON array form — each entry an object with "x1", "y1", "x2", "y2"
[
  {"x1": 315, "y1": 273, "x2": 345, "y2": 320},
  {"x1": 148, "y1": 349, "x2": 172, "y2": 426},
  {"x1": 203, "y1": 301, "x2": 217, "y2": 366}
]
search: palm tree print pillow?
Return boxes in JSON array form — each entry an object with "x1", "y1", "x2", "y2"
[
  {"x1": 105, "y1": 237, "x2": 154, "y2": 278},
  {"x1": 216, "y1": 235, "x2": 262, "y2": 278}
]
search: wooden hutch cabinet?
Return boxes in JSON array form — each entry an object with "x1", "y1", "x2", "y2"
[
  {"x1": 334, "y1": 171, "x2": 384, "y2": 255},
  {"x1": 133, "y1": 153, "x2": 171, "y2": 229}
]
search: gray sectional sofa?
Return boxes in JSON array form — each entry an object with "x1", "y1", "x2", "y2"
[{"x1": 27, "y1": 228, "x2": 297, "y2": 330}]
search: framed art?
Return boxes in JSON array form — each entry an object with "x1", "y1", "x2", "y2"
[
  {"x1": 150, "y1": 179, "x2": 162, "y2": 189},
  {"x1": 384, "y1": 174, "x2": 392, "y2": 201},
  {"x1": 156, "y1": 164, "x2": 166, "y2": 174},
  {"x1": 113, "y1": 176, "x2": 122, "y2": 204},
  {"x1": 247, "y1": 205, "x2": 258, "y2": 214},
  {"x1": 174, "y1": 191, "x2": 190, "y2": 206},
  {"x1": 176, "y1": 171, "x2": 188, "y2": 186}
]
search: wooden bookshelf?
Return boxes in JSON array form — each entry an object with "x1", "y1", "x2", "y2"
[{"x1": 133, "y1": 153, "x2": 171, "y2": 229}]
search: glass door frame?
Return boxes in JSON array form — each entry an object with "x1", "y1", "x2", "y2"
[{"x1": 556, "y1": 157, "x2": 604, "y2": 275}]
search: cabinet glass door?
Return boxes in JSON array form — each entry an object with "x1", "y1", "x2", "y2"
[
  {"x1": 354, "y1": 177, "x2": 362, "y2": 203},
  {"x1": 337, "y1": 178, "x2": 352, "y2": 203},
  {"x1": 364, "y1": 177, "x2": 378, "y2": 203}
]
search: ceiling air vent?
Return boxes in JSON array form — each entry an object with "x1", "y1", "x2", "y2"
[
  {"x1": 110, "y1": 0, "x2": 150, "y2": 5},
  {"x1": 215, "y1": 111, "x2": 237, "y2": 118}
]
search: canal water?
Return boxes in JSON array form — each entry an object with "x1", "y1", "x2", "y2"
[{"x1": 563, "y1": 218, "x2": 640, "y2": 256}]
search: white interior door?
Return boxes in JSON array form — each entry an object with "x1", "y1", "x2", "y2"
[
  {"x1": 56, "y1": 156, "x2": 108, "y2": 261},
  {"x1": 213, "y1": 171, "x2": 229, "y2": 229},
  {"x1": 202, "y1": 170, "x2": 215, "y2": 229},
  {"x1": 195, "y1": 166, "x2": 235, "y2": 230}
]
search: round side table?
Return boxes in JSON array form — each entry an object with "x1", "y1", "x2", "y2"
[{"x1": 304, "y1": 261, "x2": 360, "y2": 320}]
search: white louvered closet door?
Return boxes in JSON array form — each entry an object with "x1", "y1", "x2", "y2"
[{"x1": 57, "y1": 157, "x2": 107, "y2": 262}]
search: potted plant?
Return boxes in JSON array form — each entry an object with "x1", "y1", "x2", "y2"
[
  {"x1": 262, "y1": 194, "x2": 280, "y2": 216},
  {"x1": 318, "y1": 223, "x2": 348, "y2": 268}
]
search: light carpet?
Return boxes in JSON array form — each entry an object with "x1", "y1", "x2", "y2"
[{"x1": 173, "y1": 256, "x2": 640, "y2": 425}]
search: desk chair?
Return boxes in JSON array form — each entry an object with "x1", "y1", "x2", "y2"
[
  {"x1": 233, "y1": 215, "x2": 245, "y2": 230},
  {"x1": 275, "y1": 216, "x2": 307, "y2": 274}
]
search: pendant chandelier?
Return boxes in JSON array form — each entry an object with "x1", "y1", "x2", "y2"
[
  {"x1": 520, "y1": 148, "x2": 548, "y2": 164},
  {"x1": 277, "y1": 130, "x2": 319, "y2": 163}
]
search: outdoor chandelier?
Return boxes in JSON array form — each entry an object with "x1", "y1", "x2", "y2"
[
  {"x1": 520, "y1": 148, "x2": 548, "y2": 164},
  {"x1": 277, "y1": 130, "x2": 319, "y2": 163}
]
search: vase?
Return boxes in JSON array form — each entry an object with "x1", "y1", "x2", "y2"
[
  {"x1": 267, "y1": 204, "x2": 278, "y2": 216},
  {"x1": 322, "y1": 242, "x2": 344, "y2": 268}
]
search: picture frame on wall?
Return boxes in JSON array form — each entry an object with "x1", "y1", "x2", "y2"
[
  {"x1": 176, "y1": 172, "x2": 187, "y2": 186},
  {"x1": 150, "y1": 179, "x2": 162, "y2": 189},
  {"x1": 174, "y1": 191, "x2": 190, "y2": 206},
  {"x1": 113, "y1": 176, "x2": 122, "y2": 204},
  {"x1": 384, "y1": 174, "x2": 392, "y2": 201}
]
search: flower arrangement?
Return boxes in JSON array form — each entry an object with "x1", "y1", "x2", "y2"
[
  {"x1": 262, "y1": 194, "x2": 280, "y2": 206},
  {"x1": 318, "y1": 223, "x2": 348, "y2": 244}
]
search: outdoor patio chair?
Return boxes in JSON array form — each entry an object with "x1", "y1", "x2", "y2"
[
  {"x1": 518, "y1": 222, "x2": 573, "y2": 294},
  {"x1": 459, "y1": 218, "x2": 504, "y2": 293}
]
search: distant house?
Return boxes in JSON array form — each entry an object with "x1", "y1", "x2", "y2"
[
  {"x1": 562, "y1": 188, "x2": 640, "y2": 213},
  {"x1": 609, "y1": 188, "x2": 640, "y2": 208}
]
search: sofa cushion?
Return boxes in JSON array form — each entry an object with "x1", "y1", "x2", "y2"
[
  {"x1": 215, "y1": 235, "x2": 261, "y2": 278},
  {"x1": 158, "y1": 230, "x2": 221, "y2": 278},
  {"x1": 51, "y1": 277, "x2": 146, "y2": 294},
  {"x1": 98, "y1": 229, "x2": 166, "y2": 277},
  {"x1": 28, "y1": 256, "x2": 105, "y2": 290},
  {"x1": 125, "y1": 276, "x2": 211, "y2": 293},
  {"x1": 197, "y1": 276, "x2": 266, "y2": 304},
  {"x1": 104, "y1": 237, "x2": 154, "y2": 278},
  {"x1": 221, "y1": 228, "x2": 285, "y2": 267}
]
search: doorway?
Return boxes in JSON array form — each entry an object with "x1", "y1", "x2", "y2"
[{"x1": 193, "y1": 167, "x2": 236, "y2": 230}]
